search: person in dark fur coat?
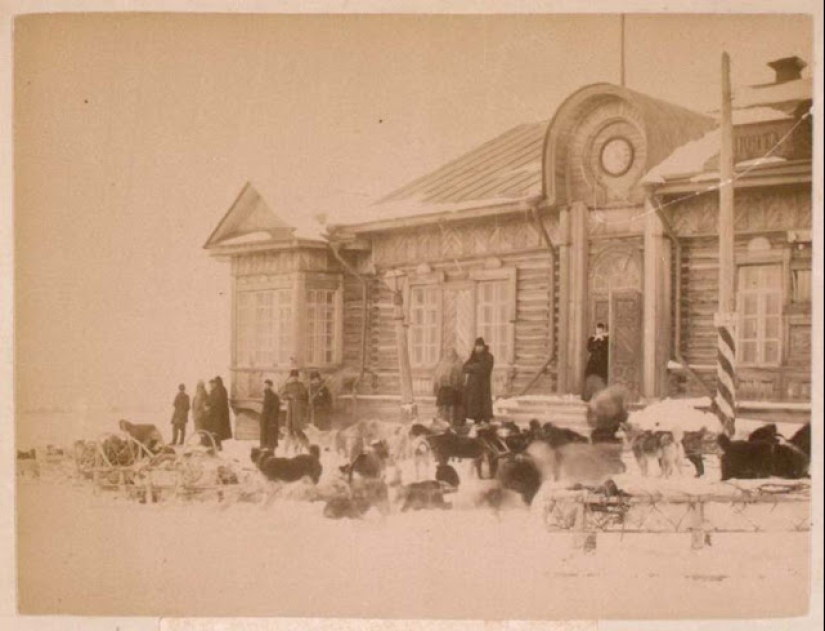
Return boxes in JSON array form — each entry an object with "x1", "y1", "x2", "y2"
[
  {"x1": 260, "y1": 379, "x2": 281, "y2": 451},
  {"x1": 207, "y1": 376, "x2": 232, "y2": 450},
  {"x1": 309, "y1": 371, "x2": 332, "y2": 431},
  {"x1": 463, "y1": 338, "x2": 494, "y2": 424}
]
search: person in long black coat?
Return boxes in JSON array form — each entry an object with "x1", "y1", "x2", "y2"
[
  {"x1": 260, "y1": 379, "x2": 281, "y2": 451},
  {"x1": 208, "y1": 376, "x2": 232, "y2": 450},
  {"x1": 309, "y1": 371, "x2": 332, "y2": 431},
  {"x1": 463, "y1": 337, "x2": 495, "y2": 424},
  {"x1": 170, "y1": 384, "x2": 190, "y2": 446},
  {"x1": 583, "y1": 323, "x2": 609, "y2": 402}
]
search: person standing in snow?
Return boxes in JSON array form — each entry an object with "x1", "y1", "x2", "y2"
[
  {"x1": 433, "y1": 348, "x2": 465, "y2": 426},
  {"x1": 280, "y1": 370, "x2": 309, "y2": 453},
  {"x1": 583, "y1": 323, "x2": 609, "y2": 402},
  {"x1": 463, "y1": 337, "x2": 494, "y2": 425},
  {"x1": 208, "y1": 376, "x2": 232, "y2": 451},
  {"x1": 260, "y1": 379, "x2": 281, "y2": 451},
  {"x1": 308, "y1": 371, "x2": 332, "y2": 431},
  {"x1": 192, "y1": 381, "x2": 209, "y2": 435},
  {"x1": 170, "y1": 384, "x2": 190, "y2": 445}
]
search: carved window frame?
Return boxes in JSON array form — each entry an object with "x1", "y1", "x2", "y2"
[
  {"x1": 304, "y1": 273, "x2": 344, "y2": 369},
  {"x1": 735, "y1": 247, "x2": 790, "y2": 368},
  {"x1": 404, "y1": 271, "x2": 445, "y2": 370}
]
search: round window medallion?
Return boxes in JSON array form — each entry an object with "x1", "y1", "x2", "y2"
[{"x1": 600, "y1": 137, "x2": 635, "y2": 177}]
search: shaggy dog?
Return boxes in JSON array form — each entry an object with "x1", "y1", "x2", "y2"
[
  {"x1": 748, "y1": 423, "x2": 780, "y2": 444},
  {"x1": 339, "y1": 439, "x2": 391, "y2": 482},
  {"x1": 496, "y1": 453, "x2": 543, "y2": 506},
  {"x1": 251, "y1": 445, "x2": 323, "y2": 484},
  {"x1": 718, "y1": 423, "x2": 810, "y2": 480},
  {"x1": 622, "y1": 425, "x2": 684, "y2": 478},
  {"x1": 435, "y1": 463, "x2": 460, "y2": 489}
]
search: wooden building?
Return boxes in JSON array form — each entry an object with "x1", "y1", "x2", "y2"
[{"x1": 205, "y1": 57, "x2": 813, "y2": 437}]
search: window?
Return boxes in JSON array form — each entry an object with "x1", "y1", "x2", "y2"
[
  {"x1": 476, "y1": 280, "x2": 510, "y2": 363},
  {"x1": 236, "y1": 289, "x2": 292, "y2": 367},
  {"x1": 307, "y1": 289, "x2": 336, "y2": 366},
  {"x1": 409, "y1": 285, "x2": 440, "y2": 367},
  {"x1": 738, "y1": 265, "x2": 782, "y2": 366}
]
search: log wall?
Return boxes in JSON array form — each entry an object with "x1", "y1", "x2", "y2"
[{"x1": 667, "y1": 186, "x2": 812, "y2": 401}]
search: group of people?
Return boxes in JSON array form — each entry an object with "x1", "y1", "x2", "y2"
[
  {"x1": 432, "y1": 336, "x2": 495, "y2": 427},
  {"x1": 433, "y1": 324, "x2": 609, "y2": 426},
  {"x1": 168, "y1": 326, "x2": 607, "y2": 448},
  {"x1": 170, "y1": 370, "x2": 333, "y2": 452},
  {"x1": 169, "y1": 376, "x2": 232, "y2": 449},
  {"x1": 260, "y1": 370, "x2": 332, "y2": 451}
]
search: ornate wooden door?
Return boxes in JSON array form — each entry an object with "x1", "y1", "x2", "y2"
[{"x1": 609, "y1": 290, "x2": 643, "y2": 400}]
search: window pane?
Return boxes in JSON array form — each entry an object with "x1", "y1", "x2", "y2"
[
  {"x1": 742, "y1": 294, "x2": 758, "y2": 315},
  {"x1": 741, "y1": 317, "x2": 758, "y2": 339},
  {"x1": 741, "y1": 341, "x2": 757, "y2": 364},
  {"x1": 764, "y1": 293, "x2": 781, "y2": 315},
  {"x1": 764, "y1": 341, "x2": 780, "y2": 364},
  {"x1": 409, "y1": 285, "x2": 440, "y2": 367},
  {"x1": 764, "y1": 316, "x2": 781, "y2": 339}
]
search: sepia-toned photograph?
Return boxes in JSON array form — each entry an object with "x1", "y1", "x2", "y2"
[{"x1": 7, "y1": 5, "x2": 822, "y2": 624}]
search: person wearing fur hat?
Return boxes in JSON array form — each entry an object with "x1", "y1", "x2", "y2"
[{"x1": 462, "y1": 337, "x2": 495, "y2": 424}]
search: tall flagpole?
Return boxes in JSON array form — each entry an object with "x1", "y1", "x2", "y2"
[{"x1": 620, "y1": 14, "x2": 626, "y2": 87}]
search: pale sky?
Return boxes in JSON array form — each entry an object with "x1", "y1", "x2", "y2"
[{"x1": 13, "y1": 13, "x2": 813, "y2": 411}]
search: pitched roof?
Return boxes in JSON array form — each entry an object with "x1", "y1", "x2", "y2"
[
  {"x1": 330, "y1": 121, "x2": 547, "y2": 228},
  {"x1": 204, "y1": 182, "x2": 327, "y2": 250}
]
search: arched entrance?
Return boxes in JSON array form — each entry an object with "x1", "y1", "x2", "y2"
[{"x1": 589, "y1": 245, "x2": 644, "y2": 399}]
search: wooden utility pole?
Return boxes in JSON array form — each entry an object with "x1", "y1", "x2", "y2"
[{"x1": 715, "y1": 52, "x2": 737, "y2": 436}]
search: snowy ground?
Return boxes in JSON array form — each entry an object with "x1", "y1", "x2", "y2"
[{"x1": 15, "y1": 442, "x2": 811, "y2": 619}]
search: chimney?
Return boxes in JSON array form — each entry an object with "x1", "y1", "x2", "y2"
[{"x1": 767, "y1": 56, "x2": 806, "y2": 84}]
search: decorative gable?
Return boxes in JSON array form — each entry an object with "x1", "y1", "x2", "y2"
[{"x1": 204, "y1": 182, "x2": 326, "y2": 251}]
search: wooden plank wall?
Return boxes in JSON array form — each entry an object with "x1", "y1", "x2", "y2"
[
  {"x1": 673, "y1": 232, "x2": 812, "y2": 400},
  {"x1": 339, "y1": 248, "x2": 558, "y2": 398}
]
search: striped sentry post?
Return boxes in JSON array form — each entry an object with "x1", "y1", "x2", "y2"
[{"x1": 714, "y1": 313, "x2": 737, "y2": 437}]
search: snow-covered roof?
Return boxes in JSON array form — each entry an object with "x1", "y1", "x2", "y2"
[
  {"x1": 204, "y1": 182, "x2": 328, "y2": 250},
  {"x1": 642, "y1": 129, "x2": 720, "y2": 184},
  {"x1": 733, "y1": 77, "x2": 812, "y2": 110}
]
